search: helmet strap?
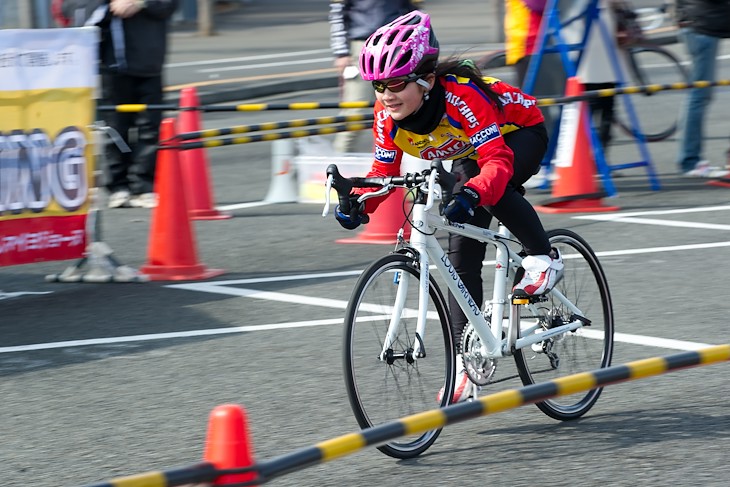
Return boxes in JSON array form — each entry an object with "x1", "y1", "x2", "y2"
[{"x1": 416, "y1": 77, "x2": 431, "y2": 100}]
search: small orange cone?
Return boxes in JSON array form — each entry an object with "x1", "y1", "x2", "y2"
[
  {"x1": 337, "y1": 188, "x2": 412, "y2": 244},
  {"x1": 140, "y1": 118, "x2": 225, "y2": 281},
  {"x1": 178, "y1": 87, "x2": 232, "y2": 220},
  {"x1": 203, "y1": 404, "x2": 257, "y2": 486},
  {"x1": 535, "y1": 77, "x2": 619, "y2": 214}
]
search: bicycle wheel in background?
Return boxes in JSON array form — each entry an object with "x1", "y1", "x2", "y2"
[
  {"x1": 614, "y1": 43, "x2": 689, "y2": 142},
  {"x1": 343, "y1": 252, "x2": 455, "y2": 459},
  {"x1": 514, "y1": 229, "x2": 614, "y2": 421},
  {"x1": 475, "y1": 50, "x2": 520, "y2": 86}
]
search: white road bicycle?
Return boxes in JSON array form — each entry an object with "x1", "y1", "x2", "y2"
[{"x1": 323, "y1": 160, "x2": 615, "y2": 459}]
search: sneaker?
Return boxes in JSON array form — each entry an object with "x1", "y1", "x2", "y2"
[
  {"x1": 108, "y1": 190, "x2": 131, "y2": 209},
  {"x1": 513, "y1": 248, "x2": 564, "y2": 297},
  {"x1": 128, "y1": 192, "x2": 158, "y2": 208},
  {"x1": 437, "y1": 354, "x2": 473, "y2": 404},
  {"x1": 683, "y1": 161, "x2": 730, "y2": 179}
]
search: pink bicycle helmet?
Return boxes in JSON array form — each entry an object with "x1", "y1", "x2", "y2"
[{"x1": 359, "y1": 10, "x2": 440, "y2": 81}]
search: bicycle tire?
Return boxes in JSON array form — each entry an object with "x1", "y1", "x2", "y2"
[
  {"x1": 343, "y1": 252, "x2": 455, "y2": 459},
  {"x1": 615, "y1": 43, "x2": 689, "y2": 142},
  {"x1": 476, "y1": 50, "x2": 507, "y2": 70},
  {"x1": 513, "y1": 229, "x2": 614, "y2": 421},
  {"x1": 475, "y1": 50, "x2": 520, "y2": 87}
]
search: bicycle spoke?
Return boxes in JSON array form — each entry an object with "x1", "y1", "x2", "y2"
[
  {"x1": 514, "y1": 229, "x2": 614, "y2": 420},
  {"x1": 343, "y1": 254, "x2": 454, "y2": 459}
]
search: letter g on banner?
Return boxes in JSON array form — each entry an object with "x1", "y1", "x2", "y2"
[{"x1": 0, "y1": 126, "x2": 88, "y2": 215}]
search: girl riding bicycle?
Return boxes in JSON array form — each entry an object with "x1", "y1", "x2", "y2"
[{"x1": 333, "y1": 10, "x2": 563, "y2": 402}]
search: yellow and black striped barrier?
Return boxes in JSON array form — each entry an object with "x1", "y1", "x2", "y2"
[
  {"x1": 177, "y1": 113, "x2": 375, "y2": 141},
  {"x1": 81, "y1": 462, "x2": 220, "y2": 487},
  {"x1": 176, "y1": 122, "x2": 372, "y2": 150},
  {"x1": 98, "y1": 79, "x2": 730, "y2": 113},
  {"x1": 82, "y1": 344, "x2": 728, "y2": 486},
  {"x1": 537, "y1": 78, "x2": 730, "y2": 108},
  {"x1": 97, "y1": 100, "x2": 373, "y2": 113},
  {"x1": 252, "y1": 344, "x2": 729, "y2": 483}
]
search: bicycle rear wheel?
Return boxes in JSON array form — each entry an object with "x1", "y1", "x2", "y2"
[
  {"x1": 615, "y1": 44, "x2": 689, "y2": 142},
  {"x1": 343, "y1": 253, "x2": 454, "y2": 459},
  {"x1": 514, "y1": 229, "x2": 614, "y2": 420}
]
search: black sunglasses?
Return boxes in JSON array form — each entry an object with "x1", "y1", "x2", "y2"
[{"x1": 372, "y1": 75, "x2": 423, "y2": 93}]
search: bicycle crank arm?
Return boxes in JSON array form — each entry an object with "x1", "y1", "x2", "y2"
[{"x1": 510, "y1": 320, "x2": 584, "y2": 354}]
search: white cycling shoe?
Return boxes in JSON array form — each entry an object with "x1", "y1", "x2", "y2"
[
  {"x1": 437, "y1": 354, "x2": 476, "y2": 404},
  {"x1": 513, "y1": 248, "x2": 564, "y2": 297}
]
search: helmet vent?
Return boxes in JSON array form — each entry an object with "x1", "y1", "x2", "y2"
[
  {"x1": 394, "y1": 50, "x2": 412, "y2": 70},
  {"x1": 386, "y1": 30, "x2": 399, "y2": 45}
]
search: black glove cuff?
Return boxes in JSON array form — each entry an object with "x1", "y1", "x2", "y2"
[{"x1": 461, "y1": 185, "x2": 480, "y2": 206}]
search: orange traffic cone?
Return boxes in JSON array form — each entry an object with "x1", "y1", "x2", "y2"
[
  {"x1": 178, "y1": 87, "x2": 232, "y2": 220},
  {"x1": 203, "y1": 404, "x2": 257, "y2": 486},
  {"x1": 140, "y1": 118, "x2": 225, "y2": 281},
  {"x1": 336, "y1": 188, "x2": 412, "y2": 245},
  {"x1": 707, "y1": 176, "x2": 730, "y2": 188},
  {"x1": 535, "y1": 77, "x2": 619, "y2": 214}
]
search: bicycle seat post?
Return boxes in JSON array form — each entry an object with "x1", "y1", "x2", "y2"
[{"x1": 487, "y1": 222, "x2": 512, "y2": 342}]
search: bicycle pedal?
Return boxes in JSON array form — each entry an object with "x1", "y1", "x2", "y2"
[{"x1": 511, "y1": 294, "x2": 547, "y2": 305}]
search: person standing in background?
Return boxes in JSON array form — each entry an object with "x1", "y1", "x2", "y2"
[
  {"x1": 329, "y1": 0, "x2": 420, "y2": 154},
  {"x1": 675, "y1": 0, "x2": 730, "y2": 178},
  {"x1": 580, "y1": 0, "x2": 631, "y2": 155},
  {"x1": 503, "y1": 0, "x2": 564, "y2": 142},
  {"x1": 504, "y1": 0, "x2": 546, "y2": 86},
  {"x1": 61, "y1": 0, "x2": 179, "y2": 208}
]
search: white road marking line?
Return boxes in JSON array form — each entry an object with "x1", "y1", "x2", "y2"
[
  {"x1": 216, "y1": 200, "x2": 271, "y2": 211},
  {"x1": 0, "y1": 291, "x2": 53, "y2": 300},
  {"x1": 574, "y1": 205, "x2": 730, "y2": 230},
  {"x1": 575, "y1": 205, "x2": 730, "y2": 218},
  {"x1": 579, "y1": 216, "x2": 730, "y2": 231},
  {"x1": 165, "y1": 49, "x2": 332, "y2": 68},
  {"x1": 0, "y1": 318, "x2": 343, "y2": 354},
  {"x1": 168, "y1": 269, "x2": 362, "y2": 288},
  {"x1": 580, "y1": 329, "x2": 711, "y2": 351},
  {"x1": 174, "y1": 284, "x2": 352, "y2": 309},
  {"x1": 0, "y1": 322, "x2": 711, "y2": 354},
  {"x1": 198, "y1": 57, "x2": 333, "y2": 74},
  {"x1": 591, "y1": 240, "x2": 730, "y2": 257}
]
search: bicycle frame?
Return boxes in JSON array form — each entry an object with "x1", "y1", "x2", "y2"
[{"x1": 380, "y1": 173, "x2": 585, "y2": 362}]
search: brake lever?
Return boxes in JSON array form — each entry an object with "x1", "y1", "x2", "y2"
[
  {"x1": 356, "y1": 184, "x2": 392, "y2": 203},
  {"x1": 322, "y1": 174, "x2": 334, "y2": 217}
]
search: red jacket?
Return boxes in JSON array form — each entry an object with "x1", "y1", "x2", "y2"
[{"x1": 361, "y1": 74, "x2": 543, "y2": 212}]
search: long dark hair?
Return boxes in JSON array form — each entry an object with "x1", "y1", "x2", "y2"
[{"x1": 425, "y1": 58, "x2": 504, "y2": 111}]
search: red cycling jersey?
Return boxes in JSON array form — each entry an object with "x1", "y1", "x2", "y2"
[{"x1": 361, "y1": 74, "x2": 544, "y2": 213}]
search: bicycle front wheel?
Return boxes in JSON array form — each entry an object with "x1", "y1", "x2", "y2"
[
  {"x1": 343, "y1": 252, "x2": 454, "y2": 459},
  {"x1": 615, "y1": 44, "x2": 689, "y2": 142},
  {"x1": 514, "y1": 229, "x2": 614, "y2": 420}
]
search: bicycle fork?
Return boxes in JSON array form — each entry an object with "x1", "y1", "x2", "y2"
[{"x1": 379, "y1": 266, "x2": 423, "y2": 362}]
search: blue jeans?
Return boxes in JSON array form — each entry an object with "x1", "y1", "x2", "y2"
[{"x1": 677, "y1": 29, "x2": 719, "y2": 172}]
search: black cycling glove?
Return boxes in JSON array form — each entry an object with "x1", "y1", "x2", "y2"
[
  {"x1": 442, "y1": 186, "x2": 480, "y2": 223},
  {"x1": 335, "y1": 196, "x2": 369, "y2": 230}
]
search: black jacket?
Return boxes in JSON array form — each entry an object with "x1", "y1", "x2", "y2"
[
  {"x1": 675, "y1": 0, "x2": 730, "y2": 38},
  {"x1": 62, "y1": 0, "x2": 178, "y2": 76},
  {"x1": 329, "y1": 0, "x2": 419, "y2": 57}
]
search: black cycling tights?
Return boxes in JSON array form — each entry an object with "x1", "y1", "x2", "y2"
[{"x1": 448, "y1": 123, "x2": 551, "y2": 350}]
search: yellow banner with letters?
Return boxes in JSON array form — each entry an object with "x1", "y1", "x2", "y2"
[{"x1": 0, "y1": 27, "x2": 97, "y2": 266}]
